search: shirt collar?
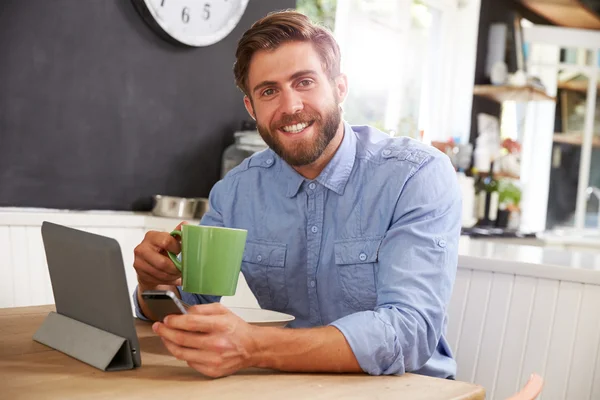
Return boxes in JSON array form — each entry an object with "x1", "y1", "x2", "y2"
[{"x1": 282, "y1": 121, "x2": 356, "y2": 198}]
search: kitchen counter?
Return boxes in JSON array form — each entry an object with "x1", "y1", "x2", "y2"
[
  {"x1": 0, "y1": 206, "x2": 199, "y2": 230},
  {"x1": 459, "y1": 236, "x2": 600, "y2": 284}
]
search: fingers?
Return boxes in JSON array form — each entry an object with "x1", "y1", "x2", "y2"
[
  {"x1": 144, "y1": 231, "x2": 181, "y2": 254},
  {"x1": 134, "y1": 249, "x2": 179, "y2": 282},
  {"x1": 139, "y1": 245, "x2": 180, "y2": 275},
  {"x1": 133, "y1": 233, "x2": 182, "y2": 282},
  {"x1": 159, "y1": 338, "x2": 237, "y2": 378},
  {"x1": 187, "y1": 303, "x2": 230, "y2": 316},
  {"x1": 163, "y1": 312, "x2": 229, "y2": 333},
  {"x1": 154, "y1": 321, "x2": 231, "y2": 351},
  {"x1": 136, "y1": 268, "x2": 179, "y2": 286},
  {"x1": 154, "y1": 323, "x2": 210, "y2": 348}
]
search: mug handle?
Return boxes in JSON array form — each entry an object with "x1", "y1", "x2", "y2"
[{"x1": 167, "y1": 230, "x2": 183, "y2": 272}]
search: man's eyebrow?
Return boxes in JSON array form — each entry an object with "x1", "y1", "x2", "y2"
[
  {"x1": 252, "y1": 80, "x2": 278, "y2": 95},
  {"x1": 252, "y1": 70, "x2": 319, "y2": 94}
]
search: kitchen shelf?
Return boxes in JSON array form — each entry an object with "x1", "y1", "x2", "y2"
[
  {"x1": 520, "y1": 0, "x2": 600, "y2": 30},
  {"x1": 553, "y1": 132, "x2": 600, "y2": 148},
  {"x1": 473, "y1": 85, "x2": 556, "y2": 103},
  {"x1": 558, "y1": 80, "x2": 600, "y2": 94}
]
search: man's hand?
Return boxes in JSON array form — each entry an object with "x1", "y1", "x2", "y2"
[
  {"x1": 152, "y1": 303, "x2": 259, "y2": 378},
  {"x1": 133, "y1": 223, "x2": 185, "y2": 287}
]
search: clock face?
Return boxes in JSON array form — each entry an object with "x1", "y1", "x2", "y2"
[{"x1": 135, "y1": 0, "x2": 249, "y2": 47}]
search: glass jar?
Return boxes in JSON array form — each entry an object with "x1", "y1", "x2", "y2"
[{"x1": 221, "y1": 128, "x2": 267, "y2": 179}]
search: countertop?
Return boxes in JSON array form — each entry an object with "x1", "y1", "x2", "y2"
[
  {"x1": 459, "y1": 236, "x2": 600, "y2": 285},
  {"x1": 0, "y1": 207, "x2": 199, "y2": 230}
]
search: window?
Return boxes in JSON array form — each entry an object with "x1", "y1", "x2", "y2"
[{"x1": 297, "y1": 0, "x2": 466, "y2": 142}]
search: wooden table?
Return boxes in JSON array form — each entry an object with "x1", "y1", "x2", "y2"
[{"x1": 0, "y1": 306, "x2": 485, "y2": 400}]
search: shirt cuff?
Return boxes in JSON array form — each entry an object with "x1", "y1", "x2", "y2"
[
  {"x1": 330, "y1": 310, "x2": 404, "y2": 376},
  {"x1": 132, "y1": 286, "x2": 151, "y2": 321}
]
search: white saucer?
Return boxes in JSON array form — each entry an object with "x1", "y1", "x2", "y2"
[{"x1": 228, "y1": 307, "x2": 295, "y2": 327}]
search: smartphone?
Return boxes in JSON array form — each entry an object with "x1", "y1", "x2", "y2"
[{"x1": 141, "y1": 290, "x2": 189, "y2": 322}]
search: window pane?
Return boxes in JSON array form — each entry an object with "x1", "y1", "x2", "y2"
[
  {"x1": 548, "y1": 66, "x2": 600, "y2": 229},
  {"x1": 298, "y1": 0, "x2": 439, "y2": 139}
]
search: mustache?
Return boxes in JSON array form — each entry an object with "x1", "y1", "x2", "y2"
[{"x1": 273, "y1": 111, "x2": 320, "y2": 128}]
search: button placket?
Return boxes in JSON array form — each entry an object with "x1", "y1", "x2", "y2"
[{"x1": 305, "y1": 187, "x2": 324, "y2": 325}]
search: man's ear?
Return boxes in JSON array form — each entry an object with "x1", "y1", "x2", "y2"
[
  {"x1": 243, "y1": 96, "x2": 256, "y2": 120},
  {"x1": 333, "y1": 73, "x2": 348, "y2": 104}
]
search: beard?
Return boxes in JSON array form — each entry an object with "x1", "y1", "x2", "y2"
[{"x1": 256, "y1": 95, "x2": 341, "y2": 167}]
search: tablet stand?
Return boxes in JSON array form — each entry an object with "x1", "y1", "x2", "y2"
[{"x1": 33, "y1": 312, "x2": 135, "y2": 371}]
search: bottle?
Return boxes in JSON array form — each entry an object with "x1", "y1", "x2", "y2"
[
  {"x1": 221, "y1": 121, "x2": 267, "y2": 178},
  {"x1": 478, "y1": 161, "x2": 499, "y2": 226},
  {"x1": 472, "y1": 168, "x2": 486, "y2": 224}
]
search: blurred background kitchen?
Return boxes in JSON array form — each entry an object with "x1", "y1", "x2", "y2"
[{"x1": 3, "y1": 1, "x2": 600, "y2": 399}]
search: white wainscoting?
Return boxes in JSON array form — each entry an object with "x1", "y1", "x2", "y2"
[
  {"x1": 0, "y1": 224, "x2": 145, "y2": 309},
  {"x1": 448, "y1": 267, "x2": 600, "y2": 400},
  {"x1": 0, "y1": 209, "x2": 259, "y2": 310}
]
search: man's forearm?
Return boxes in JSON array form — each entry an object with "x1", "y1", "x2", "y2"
[
  {"x1": 136, "y1": 282, "x2": 180, "y2": 321},
  {"x1": 251, "y1": 325, "x2": 363, "y2": 373}
]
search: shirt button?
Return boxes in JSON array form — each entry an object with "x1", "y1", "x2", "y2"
[
  {"x1": 310, "y1": 280, "x2": 316, "y2": 288},
  {"x1": 311, "y1": 226, "x2": 318, "y2": 233},
  {"x1": 382, "y1": 149, "x2": 392, "y2": 157},
  {"x1": 359, "y1": 252, "x2": 367, "y2": 261},
  {"x1": 438, "y1": 239, "x2": 447, "y2": 248},
  {"x1": 308, "y1": 182, "x2": 316, "y2": 190},
  {"x1": 256, "y1": 255, "x2": 263, "y2": 262},
  {"x1": 265, "y1": 158, "x2": 273, "y2": 165}
]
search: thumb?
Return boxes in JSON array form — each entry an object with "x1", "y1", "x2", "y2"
[{"x1": 174, "y1": 221, "x2": 189, "y2": 231}]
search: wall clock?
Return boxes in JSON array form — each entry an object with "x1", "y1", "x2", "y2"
[{"x1": 132, "y1": 0, "x2": 249, "y2": 47}]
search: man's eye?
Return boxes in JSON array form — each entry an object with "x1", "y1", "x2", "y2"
[
  {"x1": 298, "y1": 79, "x2": 313, "y2": 87},
  {"x1": 262, "y1": 88, "x2": 275, "y2": 96}
]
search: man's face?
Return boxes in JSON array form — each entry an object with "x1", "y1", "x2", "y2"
[{"x1": 243, "y1": 41, "x2": 346, "y2": 166}]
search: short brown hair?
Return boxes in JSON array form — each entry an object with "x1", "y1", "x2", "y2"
[{"x1": 233, "y1": 10, "x2": 341, "y2": 97}]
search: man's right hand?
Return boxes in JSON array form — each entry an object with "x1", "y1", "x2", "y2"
[
  {"x1": 133, "y1": 223, "x2": 187, "y2": 320},
  {"x1": 133, "y1": 225, "x2": 184, "y2": 287}
]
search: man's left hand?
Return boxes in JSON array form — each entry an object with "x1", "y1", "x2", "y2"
[{"x1": 152, "y1": 303, "x2": 259, "y2": 378}]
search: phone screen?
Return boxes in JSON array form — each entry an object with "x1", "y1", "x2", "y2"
[{"x1": 141, "y1": 290, "x2": 188, "y2": 322}]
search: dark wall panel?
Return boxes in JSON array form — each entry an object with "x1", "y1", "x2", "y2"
[{"x1": 0, "y1": 0, "x2": 294, "y2": 210}]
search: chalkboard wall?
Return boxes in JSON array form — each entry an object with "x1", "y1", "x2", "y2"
[{"x1": 0, "y1": 0, "x2": 294, "y2": 211}]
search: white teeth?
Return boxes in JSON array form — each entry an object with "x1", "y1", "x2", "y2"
[{"x1": 282, "y1": 122, "x2": 309, "y2": 133}]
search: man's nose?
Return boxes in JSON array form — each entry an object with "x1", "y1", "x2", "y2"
[{"x1": 280, "y1": 88, "x2": 303, "y2": 114}]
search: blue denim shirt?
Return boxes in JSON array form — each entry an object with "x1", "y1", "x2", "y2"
[{"x1": 134, "y1": 122, "x2": 461, "y2": 378}]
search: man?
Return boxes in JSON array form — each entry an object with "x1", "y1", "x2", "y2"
[{"x1": 133, "y1": 10, "x2": 461, "y2": 379}]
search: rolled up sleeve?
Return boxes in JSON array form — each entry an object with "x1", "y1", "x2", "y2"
[{"x1": 330, "y1": 154, "x2": 461, "y2": 375}]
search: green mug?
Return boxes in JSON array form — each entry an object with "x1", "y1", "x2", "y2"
[{"x1": 167, "y1": 225, "x2": 248, "y2": 296}]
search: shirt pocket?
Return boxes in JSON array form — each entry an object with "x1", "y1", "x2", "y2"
[
  {"x1": 241, "y1": 240, "x2": 288, "y2": 311},
  {"x1": 334, "y1": 237, "x2": 383, "y2": 311}
]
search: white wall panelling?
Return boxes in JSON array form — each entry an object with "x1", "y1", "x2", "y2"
[
  {"x1": 448, "y1": 267, "x2": 600, "y2": 400},
  {"x1": 0, "y1": 209, "x2": 259, "y2": 310}
]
